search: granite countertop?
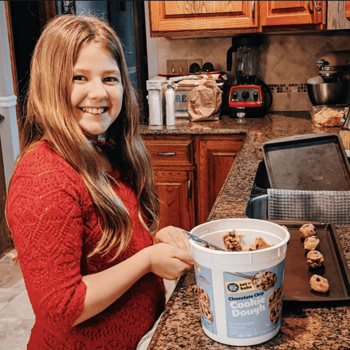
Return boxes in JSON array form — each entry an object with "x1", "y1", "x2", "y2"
[{"x1": 142, "y1": 113, "x2": 350, "y2": 350}]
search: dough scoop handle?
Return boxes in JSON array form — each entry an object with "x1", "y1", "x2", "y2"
[
  {"x1": 228, "y1": 272, "x2": 254, "y2": 280},
  {"x1": 183, "y1": 231, "x2": 226, "y2": 251}
]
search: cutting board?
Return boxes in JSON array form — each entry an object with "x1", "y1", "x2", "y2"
[{"x1": 339, "y1": 130, "x2": 350, "y2": 150}]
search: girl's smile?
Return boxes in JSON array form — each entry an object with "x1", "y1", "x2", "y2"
[
  {"x1": 79, "y1": 107, "x2": 108, "y2": 115},
  {"x1": 71, "y1": 41, "x2": 123, "y2": 135}
]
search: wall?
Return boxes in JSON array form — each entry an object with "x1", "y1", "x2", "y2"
[
  {"x1": 0, "y1": 2, "x2": 20, "y2": 189},
  {"x1": 154, "y1": 31, "x2": 350, "y2": 111}
]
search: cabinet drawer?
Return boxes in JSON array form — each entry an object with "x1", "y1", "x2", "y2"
[{"x1": 143, "y1": 136, "x2": 194, "y2": 166}]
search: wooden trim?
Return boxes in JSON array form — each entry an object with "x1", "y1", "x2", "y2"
[
  {"x1": 4, "y1": 1, "x2": 21, "y2": 131},
  {"x1": 37, "y1": 1, "x2": 57, "y2": 28},
  {"x1": 0, "y1": 133, "x2": 13, "y2": 256},
  {"x1": 149, "y1": 27, "x2": 259, "y2": 38},
  {"x1": 328, "y1": 1, "x2": 350, "y2": 29}
]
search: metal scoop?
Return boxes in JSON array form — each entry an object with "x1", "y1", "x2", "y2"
[{"x1": 183, "y1": 230, "x2": 226, "y2": 251}]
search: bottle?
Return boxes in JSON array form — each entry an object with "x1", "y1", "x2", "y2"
[
  {"x1": 165, "y1": 82, "x2": 175, "y2": 126},
  {"x1": 147, "y1": 90, "x2": 162, "y2": 126}
]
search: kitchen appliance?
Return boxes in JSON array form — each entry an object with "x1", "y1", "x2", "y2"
[
  {"x1": 307, "y1": 50, "x2": 350, "y2": 106},
  {"x1": 226, "y1": 34, "x2": 272, "y2": 118}
]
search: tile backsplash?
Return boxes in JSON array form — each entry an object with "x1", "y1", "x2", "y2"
[{"x1": 156, "y1": 31, "x2": 350, "y2": 111}]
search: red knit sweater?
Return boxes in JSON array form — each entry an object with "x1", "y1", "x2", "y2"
[{"x1": 6, "y1": 141, "x2": 165, "y2": 349}]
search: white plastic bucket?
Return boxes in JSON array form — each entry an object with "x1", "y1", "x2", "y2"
[{"x1": 189, "y1": 218, "x2": 290, "y2": 346}]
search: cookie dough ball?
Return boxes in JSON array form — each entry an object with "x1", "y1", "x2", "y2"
[
  {"x1": 300, "y1": 223, "x2": 316, "y2": 239},
  {"x1": 310, "y1": 274, "x2": 329, "y2": 293},
  {"x1": 252, "y1": 271, "x2": 277, "y2": 291},
  {"x1": 269, "y1": 299, "x2": 282, "y2": 324},
  {"x1": 197, "y1": 285, "x2": 214, "y2": 322},
  {"x1": 254, "y1": 236, "x2": 273, "y2": 250},
  {"x1": 198, "y1": 285, "x2": 210, "y2": 309},
  {"x1": 243, "y1": 237, "x2": 273, "y2": 251},
  {"x1": 222, "y1": 230, "x2": 243, "y2": 252},
  {"x1": 303, "y1": 236, "x2": 320, "y2": 251},
  {"x1": 268, "y1": 286, "x2": 283, "y2": 309},
  {"x1": 306, "y1": 250, "x2": 324, "y2": 268}
]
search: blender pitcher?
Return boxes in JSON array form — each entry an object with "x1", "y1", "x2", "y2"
[{"x1": 236, "y1": 46, "x2": 261, "y2": 85}]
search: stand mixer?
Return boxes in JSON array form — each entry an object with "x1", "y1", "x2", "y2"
[
  {"x1": 307, "y1": 50, "x2": 350, "y2": 106},
  {"x1": 307, "y1": 50, "x2": 350, "y2": 130}
]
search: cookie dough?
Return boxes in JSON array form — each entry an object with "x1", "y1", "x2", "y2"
[
  {"x1": 269, "y1": 299, "x2": 282, "y2": 325},
  {"x1": 306, "y1": 250, "x2": 324, "y2": 268},
  {"x1": 244, "y1": 237, "x2": 273, "y2": 251},
  {"x1": 222, "y1": 230, "x2": 244, "y2": 252},
  {"x1": 303, "y1": 236, "x2": 320, "y2": 251},
  {"x1": 252, "y1": 271, "x2": 277, "y2": 291},
  {"x1": 254, "y1": 236, "x2": 273, "y2": 250},
  {"x1": 197, "y1": 285, "x2": 214, "y2": 323},
  {"x1": 222, "y1": 231, "x2": 273, "y2": 252},
  {"x1": 300, "y1": 223, "x2": 316, "y2": 239},
  {"x1": 268, "y1": 286, "x2": 283, "y2": 309},
  {"x1": 310, "y1": 274, "x2": 330, "y2": 293}
]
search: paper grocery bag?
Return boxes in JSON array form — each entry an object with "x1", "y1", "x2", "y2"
[{"x1": 188, "y1": 77, "x2": 222, "y2": 122}]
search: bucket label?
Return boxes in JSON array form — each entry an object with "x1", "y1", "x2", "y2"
[
  {"x1": 193, "y1": 261, "x2": 217, "y2": 335},
  {"x1": 224, "y1": 260, "x2": 285, "y2": 339}
]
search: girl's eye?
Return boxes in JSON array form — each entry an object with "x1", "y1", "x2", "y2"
[
  {"x1": 73, "y1": 76, "x2": 86, "y2": 81},
  {"x1": 104, "y1": 77, "x2": 118, "y2": 82}
]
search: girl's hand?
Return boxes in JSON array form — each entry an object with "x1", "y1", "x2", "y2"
[
  {"x1": 153, "y1": 226, "x2": 191, "y2": 252},
  {"x1": 145, "y1": 243, "x2": 193, "y2": 280}
]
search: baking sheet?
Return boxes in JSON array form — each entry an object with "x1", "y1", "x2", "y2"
[
  {"x1": 273, "y1": 220, "x2": 350, "y2": 302},
  {"x1": 262, "y1": 133, "x2": 350, "y2": 191}
]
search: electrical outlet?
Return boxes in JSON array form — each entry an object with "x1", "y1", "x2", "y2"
[
  {"x1": 167, "y1": 59, "x2": 188, "y2": 74},
  {"x1": 188, "y1": 58, "x2": 203, "y2": 73}
]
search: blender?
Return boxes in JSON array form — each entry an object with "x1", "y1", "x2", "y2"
[{"x1": 227, "y1": 34, "x2": 272, "y2": 118}]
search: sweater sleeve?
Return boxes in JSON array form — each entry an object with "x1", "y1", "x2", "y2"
[{"x1": 7, "y1": 164, "x2": 87, "y2": 333}]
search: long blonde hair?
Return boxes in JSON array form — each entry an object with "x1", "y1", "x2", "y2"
[{"x1": 17, "y1": 15, "x2": 159, "y2": 259}]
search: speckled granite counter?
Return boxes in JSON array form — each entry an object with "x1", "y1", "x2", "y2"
[{"x1": 141, "y1": 113, "x2": 350, "y2": 350}]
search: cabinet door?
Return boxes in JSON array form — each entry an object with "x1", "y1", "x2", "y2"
[
  {"x1": 149, "y1": 1, "x2": 258, "y2": 37},
  {"x1": 195, "y1": 135, "x2": 245, "y2": 225},
  {"x1": 260, "y1": 1, "x2": 324, "y2": 26},
  {"x1": 154, "y1": 169, "x2": 195, "y2": 231},
  {"x1": 346, "y1": 1, "x2": 350, "y2": 20}
]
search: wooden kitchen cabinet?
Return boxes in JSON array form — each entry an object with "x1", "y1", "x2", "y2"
[
  {"x1": 148, "y1": 1, "x2": 326, "y2": 37},
  {"x1": 154, "y1": 169, "x2": 195, "y2": 231},
  {"x1": 143, "y1": 135, "x2": 196, "y2": 231},
  {"x1": 346, "y1": 1, "x2": 350, "y2": 20},
  {"x1": 143, "y1": 134, "x2": 245, "y2": 230},
  {"x1": 195, "y1": 135, "x2": 245, "y2": 225},
  {"x1": 260, "y1": 1, "x2": 325, "y2": 27},
  {"x1": 148, "y1": 1, "x2": 258, "y2": 37}
]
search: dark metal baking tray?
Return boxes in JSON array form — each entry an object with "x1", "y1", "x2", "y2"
[
  {"x1": 262, "y1": 133, "x2": 350, "y2": 190},
  {"x1": 246, "y1": 157, "x2": 350, "y2": 221},
  {"x1": 273, "y1": 220, "x2": 350, "y2": 302}
]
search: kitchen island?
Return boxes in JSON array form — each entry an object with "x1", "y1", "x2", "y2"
[{"x1": 140, "y1": 112, "x2": 350, "y2": 350}]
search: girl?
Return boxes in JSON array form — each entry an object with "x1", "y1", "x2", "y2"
[{"x1": 6, "y1": 14, "x2": 193, "y2": 349}]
